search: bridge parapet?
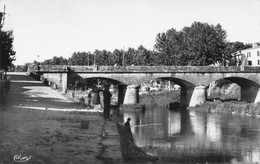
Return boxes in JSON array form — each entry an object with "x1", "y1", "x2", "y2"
[
  {"x1": 29, "y1": 65, "x2": 260, "y2": 73},
  {"x1": 97, "y1": 66, "x2": 243, "y2": 72}
]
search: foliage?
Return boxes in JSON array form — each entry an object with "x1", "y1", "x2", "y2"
[
  {"x1": 225, "y1": 41, "x2": 252, "y2": 65},
  {"x1": 124, "y1": 46, "x2": 156, "y2": 66},
  {"x1": 95, "y1": 50, "x2": 114, "y2": 66},
  {"x1": 15, "y1": 64, "x2": 28, "y2": 72},
  {"x1": 37, "y1": 21, "x2": 253, "y2": 67},
  {"x1": 0, "y1": 30, "x2": 16, "y2": 71},
  {"x1": 112, "y1": 49, "x2": 124, "y2": 66},
  {"x1": 67, "y1": 52, "x2": 93, "y2": 65},
  {"x1": 154, "y1": 22, "x2": 227, "y2": 66},
  {"x1": 41, "y1": 56, "x2": 68, "y2": 65},
  {"x1": 154, "y1": 29, "x2": 187, "y2": 65},
  {"x1": 226, "y1": 41, "x2": 252, "y2": 54}
]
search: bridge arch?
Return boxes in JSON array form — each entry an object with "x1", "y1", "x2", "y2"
[
  {"x1": 156, "y1": 77, "x2": 195, "y2": 88},
  {"x1": 74, "y1": 73, "x2": 201, "y2": 107},
  {"x1": 83, "y1": 77, "x2": 127, "y2": 87},
  {"x1": 206, "y1": 77, "x2": 260, "y2": 103},
  {"x1": 75, "y1": 74, "x2": 205, "y2": 107},
  {"x1": 82, "y1": 76, "x2": 128, "y2": 105},
  {"x1": 206, "y1": 77, "x2": 260, "y2": 88},
  {"x1": 155, "y1": 77, "x2": 197, "y2": 108}
]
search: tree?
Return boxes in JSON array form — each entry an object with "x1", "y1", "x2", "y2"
[
  {"x1": 41, "y1": 56, "x2": 68, "y2": 65},
  {"x1": 112, "y1": 49, "x2": 124, "y2": 66},
  {"x1": 154, "y1": 30, "x2": 177, "y2": 65},
  {"x1": 154, "y1": 22, "x2": 227, "y2": 66},
  {"x1": 0, "y1": 30, "x2": 16, "y2": 71},
  {"x1": 225, "y1": 41, "x2": 252, "y2": 66},
  {"x1": 15, "y1": 64, "x2": 28, "y2": 72},
  {"x1": 226, "y1": 42, "x2": 250, "y2": 53},
  {"x1": 95, "y1": 50, "x2": 114, "y2": 66},
  {"x1": 124, "y1": 48, "x2": 136, "y2": 66},
  {"x1": 68, "y1": 52, "x2": 93, "y2": 65},
  {"x1": 133, "y1": 46, "x2": 155, "y2": 66}
]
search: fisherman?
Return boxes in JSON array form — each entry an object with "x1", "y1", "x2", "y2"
[
  {"x1": 124, "y1": 118, "x2": 133, "y2": 142},
  {"x1": 124, "y1": 118, "x2": 131, "y2": 127}
]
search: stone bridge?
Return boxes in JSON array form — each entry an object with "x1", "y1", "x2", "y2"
[{"x1": 29, "y1": 65, "x2": 260, "y2": 107}]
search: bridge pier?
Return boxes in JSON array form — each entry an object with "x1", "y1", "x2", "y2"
[
  {"x1": 180, "y1": 86, "x2": 194, "y2": 108},
  {"x1": 123, "y1": 85, "x2": 140, "y2": 105},
  {"x1": 188, "y1": 85, "x2": 206, "y2": 107},
  {"x1": 118, "y1": 85, "x2": 126, "y2": 105},
  {"x1": 254, "y1": 89, "x2": 260, "y2": 103}
]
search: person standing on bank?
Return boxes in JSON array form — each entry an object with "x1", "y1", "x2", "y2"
[
  {"x1": 103, "y1": 84, "x2": 112, "y2": 119},
  {"x1": 92, "y1": 87, "x2": 101, "y2": 110}
]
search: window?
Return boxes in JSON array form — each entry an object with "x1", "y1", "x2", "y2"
[
  {"x1": 247, "y1": 52, "x2": 251, "y2": 57},
  {"x1": 258, "y1": 60, "x2": 260, "y2": 65},
  {"x1": 248, "y1": 61, "x2": 252, "y2": 65},
  {"x1": 258, "y1": 51, "x2": 260, "y2": 56}
]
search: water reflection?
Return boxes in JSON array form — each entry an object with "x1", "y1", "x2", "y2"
[{"x1": 122, "y1": 105, "x2": 260, "y2": 163}]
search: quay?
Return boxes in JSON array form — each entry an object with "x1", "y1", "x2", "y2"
[{"x1": 0, "y1": 72, "x2": 123, "y2": 163}]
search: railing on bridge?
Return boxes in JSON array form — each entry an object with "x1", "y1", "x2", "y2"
[
  {"x1": 28, "y1": 64, "x2": 260, "y2": 73},
  {"x1": 0, "y1": 70, "x2": 10, "y2": 99}
]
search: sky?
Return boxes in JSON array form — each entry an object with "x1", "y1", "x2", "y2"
[{"x1": 0, "y1": 0, "x2": 260, "y2": 65}]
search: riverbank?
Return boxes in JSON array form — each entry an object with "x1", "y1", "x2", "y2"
[
  {"x1": 1, "y1": 72, "x2": 123, "y2": 164},
  {"x1": 140, "y1": 90, "x2": 180, "y2": 107},
  {"x1": 188, "y1": 100, "x2": 260, "y2": 117},
  {"x1": 139, "y1": 89, "x2": 260, "y2": 118}
]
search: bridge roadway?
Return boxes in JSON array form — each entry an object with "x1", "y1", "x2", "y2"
[
  {"x1": 30, "y1": 65, "x2": 260, "y2": 107},
  {"x1": 0, "y1": 72, "x2": 122, "y2": 163}
]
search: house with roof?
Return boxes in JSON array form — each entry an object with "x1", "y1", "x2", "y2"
[{"x1": 231, "y1": 43, "x2": 260, "y2": 66}]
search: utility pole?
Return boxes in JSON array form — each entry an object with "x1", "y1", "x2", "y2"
[
  {"x1": 87, "y1": 52, "x2": 90, "y2": 66},
  {"x1": 94, "y1": 52, "x2": 96, "y2": 65},
  {"x1": 122, "y1": 46, "x2": 125, "y2": 66}
]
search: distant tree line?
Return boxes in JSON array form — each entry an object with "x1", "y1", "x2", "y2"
[
  {"x1": 40, "y1": 45, "x2": 156, "y2": 66},
  {"x1": 33, "y1": 22, "x2": 252, "y2": 67}
]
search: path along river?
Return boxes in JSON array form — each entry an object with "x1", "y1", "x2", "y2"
[
  {"x1": 3, "y1": 72, "x2": 260, "y2": 163},
  {"x1": 121, "y1": 105, "x2": 260, "y2": 163}
]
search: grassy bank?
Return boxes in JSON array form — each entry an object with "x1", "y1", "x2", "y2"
[
  {"x1": 139, "y1": 90, "x2": 180, "y2": 107},
  {"x1": 189, "y1": 100, "x2": 260, "y2": 117}
]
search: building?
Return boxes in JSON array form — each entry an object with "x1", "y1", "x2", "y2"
[{"x1": 231, "y1": 43, "x2": 260, "y2": 66}]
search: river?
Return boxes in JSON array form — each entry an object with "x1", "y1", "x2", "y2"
[{"x1": 121, "y1": 105, "x2": 260, "y2": 163}]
